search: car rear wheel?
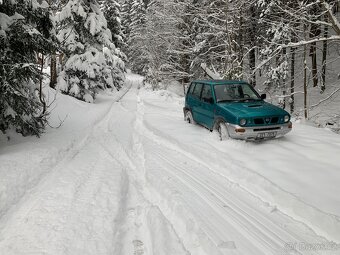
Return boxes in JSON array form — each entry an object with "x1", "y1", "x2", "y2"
[
  {"x1": 216, "y1": 121, "x2": 230, "y2": 141},
  {"x1": 185, "y1": 110, "x2": 196, "y2": 124}
]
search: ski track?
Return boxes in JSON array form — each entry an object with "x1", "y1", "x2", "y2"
[{"x1": 0, "y1": 75, "x2": 339, "y2": 255}]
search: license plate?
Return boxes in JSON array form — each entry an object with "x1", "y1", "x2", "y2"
[{"x1": 257, "y1": 132, "x2": 277, "y2": 139}]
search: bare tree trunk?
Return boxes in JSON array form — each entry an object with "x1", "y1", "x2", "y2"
[
  {"x1": 178, "y1": 3, "x2": 192, "y2": 84},
  {"x1": 50, "y1": 53, "x2": 57, "y2": 88},
  {"x1": 334, "y1": 1, "x2": 339, "y2": 13},
  {"x1": 48, "y1": 0, "x2": 57, "y2": 89},
  {"x1": 321, "y1": 14, "x2": 328, "y2": 92},
  {"x1": 237, "y1": 15, "x2": 244, "y2": 79},
  {"x1": 304, "y1": 24, "x2": 308, "y2": 119},
  {"x1": 249, "y1": 48, "x2": 256, "y2": 86},
  {"x1": 309, "y1": 4, "x2": 321, "y2": 88},
  {"x1": 290, "y1": 46, "x2": 295, "y2": 113},
  {"x1": 320, "y1": 0, "x2": 340, "y2": 35},
  {"x1": 225, "y1": 2, "x2": 238, "y2": 79},
  {"x1": 282, "y1": 47, "x2": 287, "y2": 109},
  {"x1": 39, "y1": 54, "x2": 46, "y2": 114},
  {"x1": 310, "y1": 41, "x2": 318, "y2": 87},
  {"x1": 249, "y1": 5, "x2": 256, "y2": 87}
]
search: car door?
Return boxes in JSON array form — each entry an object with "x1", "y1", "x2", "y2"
[
  {"x1": 190, "y1": 83, "x2": 203, "y2": 123},
  {"x1": 197, "y1": 84, "x2": 215, "y2": 129}
]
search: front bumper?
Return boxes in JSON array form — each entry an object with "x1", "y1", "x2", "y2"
[{"x1": 226, "y1": 122, "x2": 292, "y2": 140}]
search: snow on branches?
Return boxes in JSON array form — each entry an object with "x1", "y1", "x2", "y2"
[
  {"x1": 56, "y1": 0, "x2": 125, "y2": 103},
  {"x1": 0, "y1": 0, "x2": 55, "y2": 136}
]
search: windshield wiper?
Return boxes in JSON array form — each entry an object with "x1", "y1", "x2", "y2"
[
  {"x1": 218, "y1": 98, "x2": 261, "y2": 103},
  {"x1": 217, "y1": 99, "x2": 238, "y2": 103},
  {"x1": 239, "y1": 98, "x2": 261, "y2": 102}
]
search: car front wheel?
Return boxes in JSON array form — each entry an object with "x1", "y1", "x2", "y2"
[
  {"x1": 185, "y1": 110, "x2": 196, "y2": 124},
  {"x1": 216, "y1": 121, "x2": 230, "y2": 141}
]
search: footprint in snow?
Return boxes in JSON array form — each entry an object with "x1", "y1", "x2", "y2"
[
  {"x1": 218, "y1": 241, "x2": 237, "y2": 249},
  {"x1": 133, "y1": 239, "x2": 144, "y2": 255}
]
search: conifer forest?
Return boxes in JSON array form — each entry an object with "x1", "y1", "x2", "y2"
[{"x1": 1, "y1": 0, "x2": 340, "y2": 134}]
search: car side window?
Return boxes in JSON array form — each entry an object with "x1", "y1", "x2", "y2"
[
  {"x1": 201, "y1": 84, "x2": 213, "y2": 102},
  {"x1": 242, "y1": 84, "x2": 256, "y2": 97},
  {"x1": 188, "y1": 83, "x2": 195, "y2": 95},
  {"x1": 192, "y1": 83, "x2": 203, "y2": 99}
]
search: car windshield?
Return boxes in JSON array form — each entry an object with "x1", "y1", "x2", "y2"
[{"x1": 214, "y1": 83, "x2": 261, "y2": 103}]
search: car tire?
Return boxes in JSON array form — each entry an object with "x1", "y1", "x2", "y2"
[
  {"x1": 216, "y1": 121, "x2": 230, "y2": 141},
  {"x1": 185, "y1": 110, "x2": 196, "y2": 124}
]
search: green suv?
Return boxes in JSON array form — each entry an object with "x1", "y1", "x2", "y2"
[{"x1": 183, "y1": 80, "x2": 292, "y2": 140}]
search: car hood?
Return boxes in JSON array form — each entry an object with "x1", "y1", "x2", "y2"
[{"x1": 217, "y1": 101, "x2": 288, "y2": 118}]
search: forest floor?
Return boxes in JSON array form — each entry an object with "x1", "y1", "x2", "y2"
[{"x1": 0, "y1": 74, "x2": 340, "y2": 255}]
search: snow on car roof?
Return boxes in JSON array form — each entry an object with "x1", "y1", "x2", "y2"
[{"x1": 192, "y1": 80, "x2": 248, "y2": 85}]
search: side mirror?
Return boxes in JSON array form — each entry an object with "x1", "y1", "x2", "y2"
[{"x1": 261, "y1": 94, "x2": 266, "y2": 100}]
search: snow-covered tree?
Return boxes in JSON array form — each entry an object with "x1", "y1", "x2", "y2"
[
  {"x1": 0, "y1": 0, "x2": 55, "y2": 136},
  {"x1": 123, "y1": 0, "x2": 262, "y2": 87},
  {"x1": 121, "y1": 0, "x2": 133, "y2": 43},
  {"x1": 121, "y1": 0, "x2": 149, "y2": 74},
  {"x1": 257, "y1": 0, "x2": 292, "y2": 88},
  {"x1": 139, "y1": 0, "x2": 186, "y2": 85},
  {"x1": 101, "y1": 0, "x2": 124, "y2": 49},
  {"x1": 256, "y1": 0, "x2": 340, "y2": 113},
  {"x1": 56, "y1": 0, "x2": 125, "y2": 103},
  {"x1": 120, "y1": 0, "x2": 340, "y2": 122},
  {"x1": 124, "y1": 0, "x2": 238, "y2": 86}
]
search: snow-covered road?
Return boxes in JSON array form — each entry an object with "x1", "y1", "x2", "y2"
[{"x1": 1, "y1": 74, "x2": 340, "y2": 255}]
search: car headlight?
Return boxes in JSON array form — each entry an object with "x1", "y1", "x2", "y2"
[
  {"x1": 240, "y1": 118, "x2": 247, "y2": 126},
  {"x1": 284, "y1": 115, "x2": 290, "y2": 123}
]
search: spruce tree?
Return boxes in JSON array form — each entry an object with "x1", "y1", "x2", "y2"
[
  {"x1": 0, "y1": 0, "x2": 55, "y2": 136},
  {"x1": 121, "y1": 0, "x2": 133, "y2": 44},
  {"x1": 101, "y1": 0, "x2": 124, "y2": 49},
  {"x1": 56, "y1": 0, "x2": 125, "y2": 102}
]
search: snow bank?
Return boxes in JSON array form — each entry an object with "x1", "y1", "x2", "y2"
[{"x1": 0, "y1": 86, "x2": 129, "y2": 220}]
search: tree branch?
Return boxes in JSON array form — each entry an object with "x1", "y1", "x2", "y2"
[{"x1": 320, "y1": 0, "x2": 340, "y2": 35}]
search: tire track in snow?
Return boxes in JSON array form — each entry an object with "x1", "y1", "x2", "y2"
[
  {"x1": 139, "y1": 98, "x2": 340, "y2": 245},
  {"x1": 132, "y1": 90, "x2": 221, "y2": 255},
  {"x1": 139, "y1": 130, "x2": 333, "y2": 254},
  {"x1": 96, "y1": 77, "x2": 190, "y2": 255},
  {"x1": 0, "y1": 81, "x2": 135, "y2": 254},
  {"x1": 0, "y1": 138, "x2": 128, "y2": 254},
  {"x1": 96, "y1": 140, "x2": 130, "y2": 255},
  {"x1": 141, "y1": 92, "x2": 340, "y2": 240},
  {"x1": 0, "y1": 82, "x2": 133, "y2": 226},
  {"x1": 150, "y1": 146, "x2": 322, "y2": 254},
  {"x1": 128, "y1": 92, "x2": 338, "y2": 255}
]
